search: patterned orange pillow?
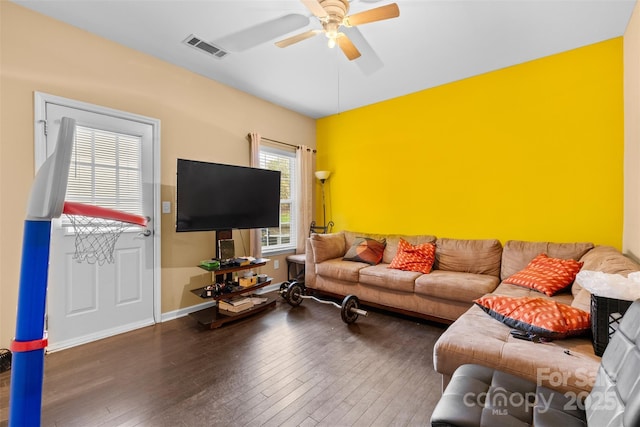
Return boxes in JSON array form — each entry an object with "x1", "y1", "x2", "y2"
[
  {"x1": 474, "y1": 295, "x2": 590, "y2": 339},
  {"x1": 388, "y1": 239, "x2": 436, "y2": 274},
  {"x1": 343, "y1": 237, "x2": 386, "y2": 265},
  {"x1": 503, "y1": 253, "x2": 583, "y2": 296}
]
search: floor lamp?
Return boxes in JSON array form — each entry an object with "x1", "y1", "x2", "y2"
[{"x1": 312, "y1": 170, "x2": 334, "y2": 234}]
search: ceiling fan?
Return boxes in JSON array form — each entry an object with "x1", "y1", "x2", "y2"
[{"x1": 276, "y1": 0, "x2": 400, "y2": 60}]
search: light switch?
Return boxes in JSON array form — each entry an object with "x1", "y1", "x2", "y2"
[{"x1": 162, "y1": 201, "x2": 171, "y2": 214}]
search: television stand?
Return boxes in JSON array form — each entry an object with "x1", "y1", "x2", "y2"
[{"x1": 189, "y1": 259, "x2": 276, "y2": 329}]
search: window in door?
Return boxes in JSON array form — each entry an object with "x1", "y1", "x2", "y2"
[{"x1": 66, "y1": 125, "x2": 143, "y2": 217}]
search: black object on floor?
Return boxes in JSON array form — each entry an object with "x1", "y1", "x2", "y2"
[{"x1": 0, "y1": 348, "x2": 11, "y2": 373}]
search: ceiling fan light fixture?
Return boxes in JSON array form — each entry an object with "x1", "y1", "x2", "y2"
[
  {"x1": 323, "y1": 16, "x2": 341, "y2": 49},
  {"x1": 326, "y1": 26, "x2": 339, "y2": 48},
  {"x1": 274, "y1": 0, "x2": 399, "y2": 61}
]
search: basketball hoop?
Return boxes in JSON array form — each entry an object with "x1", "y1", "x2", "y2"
[
  {"x1": 63, "y1": 201, "x2": 149, "y2": 265},
  {"x1": 13, "y1": 117, "x2": 151, "y2": 426}
]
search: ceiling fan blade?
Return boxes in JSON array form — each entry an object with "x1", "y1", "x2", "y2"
[
  {"x1": 215, "y1": 14, "x2": 310, "y2": 52},
  {"x1": 345, "y1": 3, "x2": 399, "y2": 27},
  {"x1": 300, "y1": 0, "x2": 328, "y2": 19},
  {"x1": 337, "y1": 34, "x2": 361, "y2": 60},
  {"x1": 275, "y1": 29, "x2": 321, "y2": 48},
  {"x1": 342, "y1": 26, "x2": 383, "y2": 74}
]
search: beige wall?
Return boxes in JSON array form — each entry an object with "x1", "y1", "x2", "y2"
[
  {"x1": 0, "y1": 2, "x2": 315, "y2": 347},
  {"x1": 624, "y1": 0, "x2": 640, "y2": 260}
]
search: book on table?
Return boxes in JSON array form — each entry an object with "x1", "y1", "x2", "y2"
[{"x1": 219, "y1": 297, "x2": 254, "y2": 313}]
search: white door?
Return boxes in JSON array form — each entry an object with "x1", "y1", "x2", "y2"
[{"x1": 37, "y1": 97, "x2": 159, "y2": 351}]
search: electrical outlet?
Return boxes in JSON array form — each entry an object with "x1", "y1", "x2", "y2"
[
  {"x1": 162, "y1": 201, "x2": 171, "y2": 214},
  {"x1": 274, "y1": 260, "x2": 279, "y2": 269}
]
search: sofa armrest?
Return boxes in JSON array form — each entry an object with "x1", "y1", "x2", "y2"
[{"x1": 305, "y1": 238, "x2": 316, "y2": 288}]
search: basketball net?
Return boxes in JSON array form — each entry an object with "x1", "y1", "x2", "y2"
[
  {"x1": 66, "y1": 216, "x2": 130, "y2": 265},
  {"x1": 63, "y1": 201, "x2": 148, "y2": 265}
]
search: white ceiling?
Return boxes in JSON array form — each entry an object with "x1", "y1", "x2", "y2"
[{"x1": 12, "y1": 0, "x2": 637, "y2": 118}]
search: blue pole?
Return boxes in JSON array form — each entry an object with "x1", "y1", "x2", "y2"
[{"x1": 9, "y1": 219, "x2": 52, "y2": 427}]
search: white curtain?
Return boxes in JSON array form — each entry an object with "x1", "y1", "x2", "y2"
[
  {"x1": 296, "y1": 145, "x2": 314, "y2": 254},
  {"x1": 249, "y1": 132, "x2": 262, "y2": 258}
]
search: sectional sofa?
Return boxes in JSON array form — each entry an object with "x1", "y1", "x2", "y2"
[{"x1": 304, "y1": 231, "x2": 640, "y2": 394}]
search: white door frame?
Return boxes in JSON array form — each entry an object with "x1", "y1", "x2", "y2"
[{"x1": 34, "y1": 91, "x2": 162, "y2": 326}]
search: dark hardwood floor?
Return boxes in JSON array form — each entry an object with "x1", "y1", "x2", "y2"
[{"x1": 0, "y1": 292, "x2": 446, "y2": 426}]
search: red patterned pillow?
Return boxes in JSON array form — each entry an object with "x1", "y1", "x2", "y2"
[
  {"x1": 503, "y1": 253, "x2": 583, "y2": 296},
  {"x1": 343, "y1": 237, "x2": 386, "y2": 265},
  {"x1": 388, "y1": 238, "x2": 436, "y2": 274},
  {"x1": 475, "y1": 295, "x2": 590, "y2": 339}
]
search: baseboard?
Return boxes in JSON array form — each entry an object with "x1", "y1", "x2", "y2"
[
  {"x1": 161, "y1": 300, "x2": 216, "y2": 322},
  {"x1": 160, "y1": 282, "x2": 283, "y2": 322},
  {"x1": 255, "y1": 282, "x2": 282, "y2": 294},
  {"x1": 46, "y1": 318, "x2": 156, "y2": 353}
]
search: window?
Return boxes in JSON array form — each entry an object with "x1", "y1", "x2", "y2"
[
  {"x1": 65, "y1": 125, "x2": 143, "y2": 217},
  {"x1": 259, "y1": 146, "x2": 297, "y2": 253}
]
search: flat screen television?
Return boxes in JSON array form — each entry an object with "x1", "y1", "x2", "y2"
[{"x1": 176, "y1": 158, "x2": 281, "y2": 232}]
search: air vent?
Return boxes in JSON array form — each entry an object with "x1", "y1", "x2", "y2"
[{"x1": 183, "y1": 35, "x2": 228, "y2": 59}]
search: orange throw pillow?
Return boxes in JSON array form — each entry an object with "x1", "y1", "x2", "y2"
[
  {"x1": 503, "y1": 253, "x2": 583, "y2": 296},
  {"x1": 343, "y1": 237, "x2": 386, "y2": 265},
  {"x1": 474, "y1": 295, "x2": 590, "y2": 339},
  {"x1": 388, "y1": 239, "x2": 436, "y2": 274}
]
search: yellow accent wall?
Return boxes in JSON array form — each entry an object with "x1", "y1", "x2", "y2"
[{"x1": 317, "y1": 39, "x2": 624, "y2": 248}]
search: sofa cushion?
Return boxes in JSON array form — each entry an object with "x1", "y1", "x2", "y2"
[
  {"x1": 343, "y1": 237, "x2": 386, "y2": 265},
  {"x1": 571, "y1": 288, "x2": 592, "y2": 312},
  {"x1": 310, "y1": 232, "x2": 346, "y2": 263},
  {"x1": 388, "y1": 239, "x2": 436, "y2": 274},
  {"x1": 359, "y1": 264, "x2": 421, "y2": 293},
  {"x1": 434, "y1": 238, "x2": 503, "y2": 277},
  {"x1": 415, "y1": 270, "x2": 500, "y2": 303},
  {"x1": 315, "y1": 258, "x2": 366, "y2": 283},
  {"x1": 433, "y1": 304, "x2": 600, "y2": 395},
  {"x1": 500, "y1": 240, "x2": 594, "y2": 280},
  {"x1": 503, "y1": 253, "x2": 584, "y2": 296},
  {"x1": 474, "y1": 295, "x2": 591, "y2": 339}
]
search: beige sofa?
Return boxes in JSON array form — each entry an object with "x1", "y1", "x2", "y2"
[
  {"x1": 304, "y1": 231, "x2": 640, "y2": 395},
  {"x1": 305, "y1": 231, "x2": 504, "y2": 323}
]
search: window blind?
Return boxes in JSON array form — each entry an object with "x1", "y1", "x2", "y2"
[
  {"x1": 65, "y1": 126, "x2": 143, "y2": 216},
  {"x1": 259, "y1": 146, "x2": 297, "y2": 252}
]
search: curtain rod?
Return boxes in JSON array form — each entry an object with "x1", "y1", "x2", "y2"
[{"x1": 246, "y1": 133, "x2": 316, "y2": 153}]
